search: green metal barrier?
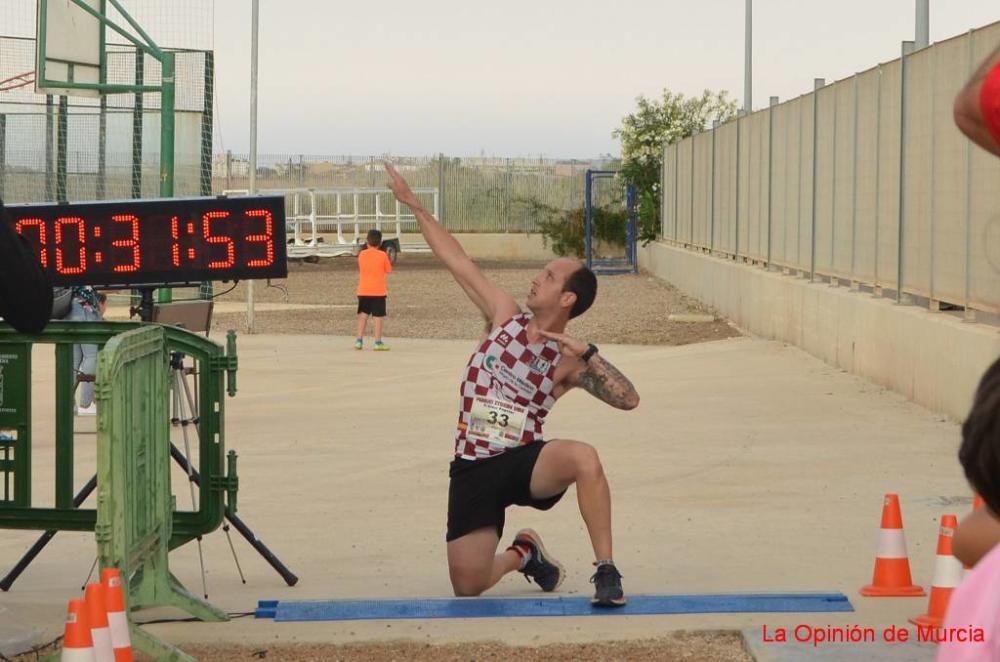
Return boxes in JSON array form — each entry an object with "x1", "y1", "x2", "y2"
[
  {"x1": 94, "y1": 325, "x2": 223, "y2": 661},
  {"x1": 0, "y1": 321, "x2": 238, "y2": 549}
]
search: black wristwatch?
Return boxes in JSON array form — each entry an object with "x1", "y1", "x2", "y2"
[{"x1": 581, "y1": 343, "x2": 599, "y2": 363}]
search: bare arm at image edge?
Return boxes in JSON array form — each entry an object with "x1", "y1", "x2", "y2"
[
  {"x1": 954, "y1": 44, "x2": 1000, "y2": 157},
  {"x1": 953, "y1": 507, "x2": 1000, "y2": 568},
  {"x1": 0, "y1": 201, "x2": 53, "y2": 334}
]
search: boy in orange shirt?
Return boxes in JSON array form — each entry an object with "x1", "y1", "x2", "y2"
[{"x1": 355, "y1": 229, "x2": 393, "y2": 350}]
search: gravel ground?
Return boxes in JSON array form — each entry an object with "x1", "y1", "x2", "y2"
[
  {"x1": 179, "y1": 632, "x2": 751, "y2": 661},
  {"x1": 207, "y1": 255, "x2": 739, "y2": 346},
  {"x1": 13, "y1": 632, "x2": 751, "y2": 662}
]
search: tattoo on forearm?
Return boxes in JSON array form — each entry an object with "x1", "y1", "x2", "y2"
[{"x1": 578, "y1": 355, "x2": 639, "y2": 409}]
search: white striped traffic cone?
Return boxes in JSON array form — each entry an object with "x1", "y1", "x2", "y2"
[
  {"x1": 60, "y1": 598, "x2": 96, "y2": 662},
  {"x1": 911, "y1": 514, "x2": 962, "y2": 629},
  {"x1": 860, "y1": 493, "x2": 925, "y2": 597},
  {"x1": 84, "y1": 583, "x2": 114, "y2": 662},
  {"x1": 101, "y1": 568, "x2": 134, "y2": 662}
]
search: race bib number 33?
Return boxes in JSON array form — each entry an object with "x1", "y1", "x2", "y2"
[{"x1": 469, "y1": 396, "x2": 527, "y2": 447}]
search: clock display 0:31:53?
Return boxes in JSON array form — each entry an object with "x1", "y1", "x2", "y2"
[{"x1": 7, "y1": 196, "x2": 289, "y2": 286}]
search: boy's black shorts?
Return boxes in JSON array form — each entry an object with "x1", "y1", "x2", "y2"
[
  {"x1": 446, "y1": 441, "x2": 566, "y2": 542},
  {"x1": 357, "y1": 296, "x2": 387, "y2": 317}
]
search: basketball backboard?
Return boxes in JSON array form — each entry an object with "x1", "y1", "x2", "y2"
[{"x1": 35, "y1": 0, "x2": 105, "y2": 98}]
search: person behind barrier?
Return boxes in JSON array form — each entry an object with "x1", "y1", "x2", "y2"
[
  {"x1": 936, "y1": 357, "x2": 1000, "y2": 661},
  {"x1": 69, "y1": 287, "x2": 107, "y2": 416},
  {"x1": 954, "y1": 42, "x2": 1000, "y2": 157},
  {"x1": 385, "y1": 163, "x2": 640, "y2": 608},
  {"x1": 0, "y1": 198, "x2": 53, "y2": 334},
  {"x1": 355, "y1": 229, "x2": 392, "y2": 351}
]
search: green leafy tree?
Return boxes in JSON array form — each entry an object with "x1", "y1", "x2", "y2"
[{"x1": 613, "y1": 89, "x2": 738, "y2": 243}]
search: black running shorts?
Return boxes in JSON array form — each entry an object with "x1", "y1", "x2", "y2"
[
  {"x1": 356, "y1": 296, "x2": 387, "y2": 317},
  {"x1": 446, "y1": 441, "x2": 566, "y2": 542}
]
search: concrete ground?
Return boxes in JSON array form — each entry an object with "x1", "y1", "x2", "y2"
[{"x1": 1, "y1": 333, "x2": 965, "y2": 658}]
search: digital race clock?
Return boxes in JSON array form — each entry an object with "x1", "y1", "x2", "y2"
[{"x1": 6, "y1": 195, "x2": 288, "y2": 287}]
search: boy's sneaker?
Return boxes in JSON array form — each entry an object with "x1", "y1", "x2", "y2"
[
  {"x1": 373, "y1": 341, "x2": 390, "y2": 351},
  {"x1": 353, "y1": 339, "x2": 363, "y2": 350},
  {"x1": 509, "y1": 529, "x2": 565, "y2": 592},
  {"x1": 590, "y1": 563, "x2": 626, "y2": 607}
]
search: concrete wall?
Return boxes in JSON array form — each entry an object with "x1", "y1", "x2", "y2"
[{"x1": 640, "y1": 242, "x2": 1000, "y2": 421}]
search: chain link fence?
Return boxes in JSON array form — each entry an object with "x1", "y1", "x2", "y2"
[
  {"x1": 216, "y1": 154, "x2": 614, "y2": 233},
  {"x1": 0, "y1": 1, "x2": 213, "y2": 204}
]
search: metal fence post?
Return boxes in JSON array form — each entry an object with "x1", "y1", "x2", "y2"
[
  {"x1": 438, "y1": 153, "x2": 446, "y2": 226},
  {"x1": 711, "y1": 119, "x2": 719, "y2": 254},
  {"x1": 736, "y1": 115, "x2": 742, "y2": 261},
  {"x1": 874, "y1": 66, "x2": 883, "y2": 295},
  {"x1": 768, "y1": 96, "x2": 778, "y2": 268},
  {"x1": 897, "y1": 41, "x2": 915, "y2": 304},
  {"x1": 928, "y1": 42, "x2": 938, "y2": 310},
  {"x1": 810, "y1": 78, "x2": 824, "y2": 281},
  {"x1": 674, "y1": 142, "x2": 680, "y2": 242},
  {"x1": 851, "y1": 75, "x2": 860, "y2": 289},
  {"x1": 964, "y1": 30, "x2": 976, "y2": 321},
  {"x1": 830, "y1": 82, "x2": 838, "y2": 284},
  {"x1": 690, "y1": 138, "x2": 696, "y2": 246},
  {"x1": 797, "y1": 96, "x2": 805, "y2": 272}
]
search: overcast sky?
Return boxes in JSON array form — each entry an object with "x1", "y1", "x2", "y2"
[{"x1": 51, "y1": 1, "x2": 1000, "y2": 158}]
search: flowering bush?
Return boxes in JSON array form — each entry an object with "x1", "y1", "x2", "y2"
[{"x1": 613, "y1": 89, "x2": 738, "y2": 243}]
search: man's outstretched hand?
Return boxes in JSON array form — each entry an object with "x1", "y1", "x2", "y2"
[{"x1": 384, "y1": 162, "x2": 421, "y2": 209}]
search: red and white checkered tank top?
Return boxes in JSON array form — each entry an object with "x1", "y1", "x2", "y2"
[{"x1": 454, "y1": 314, "x2": 561, "y2": 460}]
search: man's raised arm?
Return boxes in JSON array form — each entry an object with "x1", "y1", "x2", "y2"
[{"x1": 384, "y1": 163, "x2": 518, "y2": 323}]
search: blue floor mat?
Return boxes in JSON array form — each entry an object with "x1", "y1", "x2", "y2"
[{"x1": 257, "y1": 592, "x2": 853, "y2": 621}]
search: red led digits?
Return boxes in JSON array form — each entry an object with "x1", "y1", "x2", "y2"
[
  {"x1": 245, "y1": 209, "x2": 275, "y2": 267},
  {"x1": 203, "y1": 211, "x2": 236, "y2": 269},
  {"x1": 54, "y1": 216, "x2": 86, "y2": 275},
  {"x1": 11, "y1": 196, "x2": 285, "y2": 286},
  {"x1": 111, "y1": 214, "x2": 141, "y2": 273},
  {"x1": 171, "y1": 216, "x2": 181, "y2": 267},
  {"x1": 15, "y1": 218, "x2": 48, "y2": 267}
]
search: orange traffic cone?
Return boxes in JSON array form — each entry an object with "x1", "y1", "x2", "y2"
[
  {"x1": 101, "y1": 568, "x2": 134, "y2": 662},
  {"x1": 60, "y1": 598, "x2": 96, "y2": 662},
  {"x1": 910, "y1": 514, "x2": 962, "y2": 629},
  {"x1": 860, "y1": 493, "x2": 926, "y2": 597},
  {"x1": 84, "y1": 583, "x2": 114, "y2": 662}
]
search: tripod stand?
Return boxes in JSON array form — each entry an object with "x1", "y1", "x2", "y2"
[
  {"x1": 170, "y1": 349, "x2": 229, "y2": 598},
  {"x1": 0, "y1": 287, "x2": 298, "y2": 591}
]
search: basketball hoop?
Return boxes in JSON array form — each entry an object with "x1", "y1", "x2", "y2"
[{"x1": 0, "y1": 71, "x2": 35, "y2": 92}]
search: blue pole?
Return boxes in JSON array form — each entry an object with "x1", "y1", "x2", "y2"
[{"x1": 627, "y1": 185, "x2": 638, "y2": 272}]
